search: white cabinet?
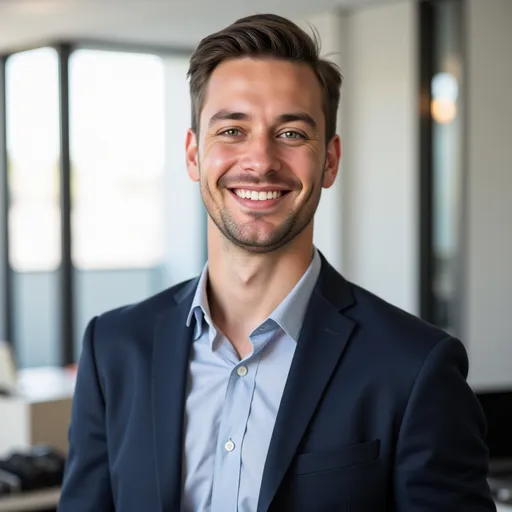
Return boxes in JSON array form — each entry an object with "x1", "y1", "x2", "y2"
[{"x1": 0, "y1": 367, "x2": 75, "y2": 458}]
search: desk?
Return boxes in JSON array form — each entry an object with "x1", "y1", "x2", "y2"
[
  {"x1": 0, "y1": 367, "x2": 72, "y2": 510},
  {"x1": 0, "y1": 367, "x2": 75, "y2": 457},
  {"x1": 0, "y1": 488, "x2": 60, "y2": 512}
]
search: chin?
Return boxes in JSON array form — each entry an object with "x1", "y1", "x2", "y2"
[
  {"x1": 228, "y1": 229, "x2": 295, "y2": 253},
  {"x1": 233, "y1": 241, "x2": 286, "y2": 254}
]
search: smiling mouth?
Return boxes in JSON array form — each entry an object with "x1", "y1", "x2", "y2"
[{"x1": 230, "y1": 188, "x2": 290, "y2": 201}]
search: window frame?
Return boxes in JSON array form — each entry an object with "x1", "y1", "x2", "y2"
[{"x1": 0, "y1": 40, "x2": 194, "y2": 365}]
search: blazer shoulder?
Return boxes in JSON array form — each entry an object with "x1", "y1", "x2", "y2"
[
  {"x1": 336, "y1": 280, "x2": 471, "y2": 406},
  {"x1": 102, "y1": 277, "x2": 195, "y2": 320},
  {"x1": 347, "y1": 280, "x2": 456, "y2": 360},
  {"x1": 85, "y1": 277, "x2": 197, "y2": 347},
  {"x1": 316, "y1": 255, "x2": 451, "y2": 359}
]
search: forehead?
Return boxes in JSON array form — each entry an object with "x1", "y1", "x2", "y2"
[{"x1": 200, "y1": 57, "x2": 324, "y2": 125}]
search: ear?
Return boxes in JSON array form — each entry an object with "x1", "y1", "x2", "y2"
[
  {"x1": 322, "y1": 134, "x2": 342, "y2": 189},
  {"x1": 186, "y1": 128, "x2": 200, "y2": 182}
]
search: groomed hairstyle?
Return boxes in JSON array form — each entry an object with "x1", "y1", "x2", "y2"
[{"x1": 187, "y1": 13, "x2": 343, "y2": 142}]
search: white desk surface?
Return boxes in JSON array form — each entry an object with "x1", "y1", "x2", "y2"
[
  {"x1": 10, "y1": 367, "x2": 76, "y2": 403},
  {"x1": 0, "y1": 366, "x2": 75, "y2": 458},
  {"x1": 0, "y1": 488, "x2": 60, "y2": 512}
]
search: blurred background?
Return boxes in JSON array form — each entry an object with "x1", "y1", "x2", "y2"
[{"x1": 0, "y1": 0, "x2": 510, "y2": 509}]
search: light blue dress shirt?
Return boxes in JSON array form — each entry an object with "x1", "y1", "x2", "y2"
[{"x1": 181, "y1": 248, "x2": 321, "y2": 512}]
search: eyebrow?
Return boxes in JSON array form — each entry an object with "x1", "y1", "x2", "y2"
[
  {"x1": 208, "y1": 110, "x2": 249, "y2": 128},
  {"x1": 277, "y1": 113, "x2": 317, "y2": 133},
  {"x1": 208, "y1": 109, "x2": 318, "y2": 133}
]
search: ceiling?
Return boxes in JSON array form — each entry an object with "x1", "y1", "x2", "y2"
[{"x1": 0, "y1": 0, "x2": 392, "y2": 53}]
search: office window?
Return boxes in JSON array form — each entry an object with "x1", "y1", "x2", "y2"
[
  {"x1": 69, "y1": 50, "x2": 167, "y2": 356},
  {"x1": 69, "y1": 50, "x2": 165, "y2": 270},
  {"x1": 5, "y1": 48, "x2": 61, "y2": 367},
  {"x1": 7, "y1": 48, "x2": 61, "y2": 272}
]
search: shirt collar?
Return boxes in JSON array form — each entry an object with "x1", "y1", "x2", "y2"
[
  {"x1": 185, "y1": 264, "x2": 211, "y2": 340},
  {"x1": 266, "y1": 248, "x2": 321, "y2": 341},
  {"x1": 186, "y1": 247, "x2": 322, "y2": 343}
]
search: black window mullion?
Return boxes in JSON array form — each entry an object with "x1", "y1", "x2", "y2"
[
  {"x1": 0, "y1": 55, "x2": 13, "y2": 345},
  {"x1": 57, "y1": 44, "x2": 74, "y2": 366},
  {"x1": 418, "y1": 1, "x2": 436, "y2": 323}
]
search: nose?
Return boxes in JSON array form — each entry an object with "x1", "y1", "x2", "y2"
[{"x1": 239, "y1": 134, "x2": 282, "y2": 175}]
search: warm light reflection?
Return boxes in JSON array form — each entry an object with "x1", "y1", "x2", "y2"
[
  {"x1": 431, "y1": 72, "x2": 458, "y2": 125},
  {"x1": 431, "y1": 98, "x2": 457, "y2": 124}
]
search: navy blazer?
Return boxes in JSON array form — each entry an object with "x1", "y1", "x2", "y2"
[{"x1": 59, "y1": 256, "x2": 495, "y2": 511}]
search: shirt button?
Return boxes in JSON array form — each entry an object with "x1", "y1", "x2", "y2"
[
  {"x1": 237, "y1": 366, "x2": 248, "y2": 377},
  {"x1": 224, "y1": 440, "x2": 235, "y2": 452}
]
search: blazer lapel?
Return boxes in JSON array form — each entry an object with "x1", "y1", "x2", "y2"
[
  {"x1": 257, "y1": 259, "x2": 356, "y2": 512},
  {"x1": 152, "y1": 279, "x2": 197, "y2": 511}
]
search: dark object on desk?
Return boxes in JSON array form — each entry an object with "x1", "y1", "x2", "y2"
[
  {"x1": 0, "y1": 445, "x2": 65, "y2": 493},
  {"x1": 476, "y1": 390, "x2": 512, "y2": 459},
  {"x1": 477, "y1": 390, "x2": 512, "y2": 506},
  {"x1": 0, "y1": 467, "x2": 21, "y2": 496},
  {"x1": 0, "y1": 479, "x2": 12, "y2": 497}
]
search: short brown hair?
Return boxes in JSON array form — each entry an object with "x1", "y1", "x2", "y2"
[{"x1": 187, "y1": 13, "x2": 343, "y2": 142}]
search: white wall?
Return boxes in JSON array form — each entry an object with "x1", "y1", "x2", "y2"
[
  {"x1": 465, "y1": 0, "x2": 512, "y2": 390},
  {"x1": 305, "y1": 3, "x2": 419, "y2": 315},
  {"x1": 299, "y1": 11, "x2": 349, "y2": 274},
  {"x1": 163, "y1": 57, "x2": 206, "y2": 285},
  {"x1": 343, "y1": 1, "x2": 418, "y2": 315}
]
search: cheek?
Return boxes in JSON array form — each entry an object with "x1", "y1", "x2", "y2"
[
  {"x1": 201, "y1": 144, "x2": 238, "y2": 179},
  {"x1": 283, "y1": 148, "x2": 321, "y2": 185}
]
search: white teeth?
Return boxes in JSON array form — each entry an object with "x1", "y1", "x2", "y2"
[{"x1": 234, "y1": 189, "x2": 283, "y2": 201}]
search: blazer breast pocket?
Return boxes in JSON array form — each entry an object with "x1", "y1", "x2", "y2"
[{"x1": 292, "y1": 439, "x2": 380, "y2": 475}]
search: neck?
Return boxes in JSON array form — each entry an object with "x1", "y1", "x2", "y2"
[{"x1": 206, "y1": 219, "x2": 315, "y2": 340}]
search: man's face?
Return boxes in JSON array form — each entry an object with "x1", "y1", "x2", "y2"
[{"x1": 186, "y1": 57, "x2": 340, "y2": 253}]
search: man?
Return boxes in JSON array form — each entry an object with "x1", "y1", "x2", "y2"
[{"x1": 59, "y1": 13, "x2": 495, "y2": 512}]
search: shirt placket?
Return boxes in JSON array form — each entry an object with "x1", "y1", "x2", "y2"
[{"x1": 210, "y1": 359, "x2": 257, "y2": 511}]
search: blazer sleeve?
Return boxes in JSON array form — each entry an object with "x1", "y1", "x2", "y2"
[
  {"x1": 394, "y1": 336, "x2": 496, "y2": 511},
  {"x1": 58, "y1": 317, "x2": 114, "y2": 512}
]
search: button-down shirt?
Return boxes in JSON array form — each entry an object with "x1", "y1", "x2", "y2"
[{"x1": 181, "y1": 248, "x2": 321, "y2": 512}]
